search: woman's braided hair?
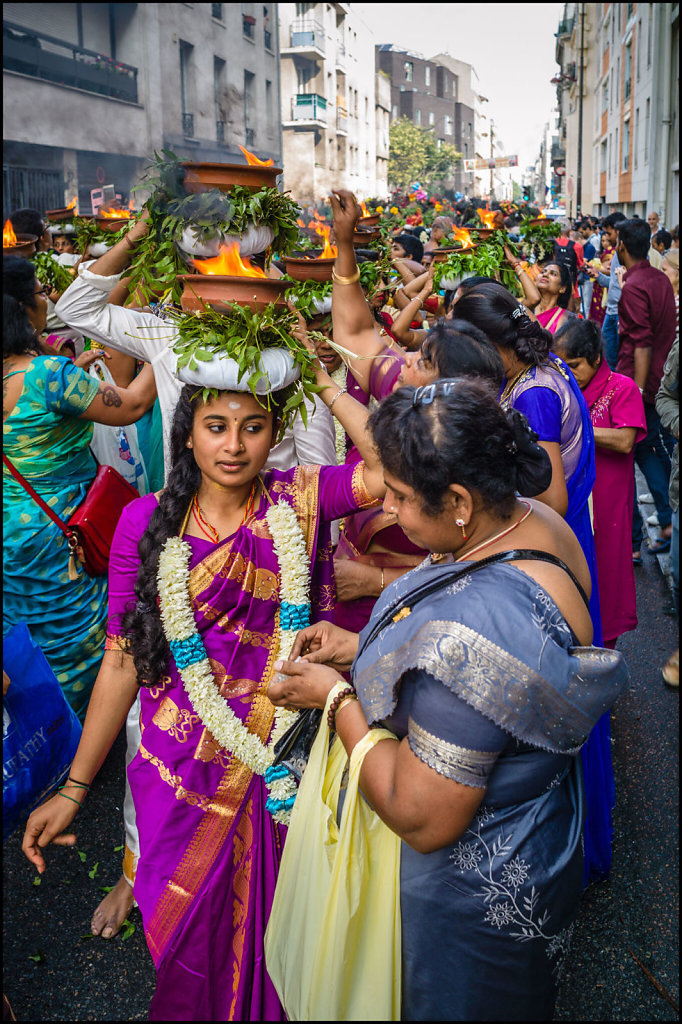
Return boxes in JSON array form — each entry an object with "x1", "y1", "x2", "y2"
[{"x1": 454, "y1": 280, "x2": 553, "y2": 365}]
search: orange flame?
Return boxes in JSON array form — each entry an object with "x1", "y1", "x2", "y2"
[
  {"x1": 66, "y1": 197, "x2": 78, "y2": 211},
  {"x1": 98, "y1": 206, "x2": 132, "y2": 219},
  {"x1": 536, "y1": 210, "x2": 547, "y2": 219},
  {"x1": 360, "y1": 201, "x2": 370, "y2": 217},
  {"x1": 3, "y1": 220, "x2": 18, "y2": 247},
  {"x1": 452, "y1": 226, "x2": 474, "y2": 249},
  {"x1": 193, "y1": 242, "x2": 267, "y2": 277},
  {"x1": 477, "y1": 206, "x2": 497, "y2": 229},
  {"x1": 314, "y1": 224, "x2": 338, "y2": 259},
  {"x1": 238, "y1": 144, "x2": 274, "y2": 167},
  {"x1": 128, "y1": 198, "x2": 136, "y2": 212},
  {"x1": 297, "y1": 218, "x2": 307, "y2": 228}
]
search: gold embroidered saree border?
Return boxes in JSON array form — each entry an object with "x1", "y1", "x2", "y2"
[{"x1": 145, "y1": 571, "x2": 281, "y2": 962}]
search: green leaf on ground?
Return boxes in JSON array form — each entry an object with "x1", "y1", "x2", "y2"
[
  {"x1": 99, "y1": 885, "x2": 114, "y2": 893},
  {"x1": 87, "y1": 862, "x2": 99, "y2": 880},
  {"x1": 28, "y1": 952, "x2": 45, "y2": 962},
  {"x1": 121, "y1": 919, "x2": 136, "y2": 941},
  {"x1": 32, "y1": 876, "x2": 41, "y2": 886},
  {"x1": 77, "y1": 850, "x2": 87, "y2": 863},
  {"x1": 113, "y1": 845, "x2": 124, "y2": 853}
]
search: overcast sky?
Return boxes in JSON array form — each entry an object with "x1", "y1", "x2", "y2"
[{"x1": 354, "y1": 2, "x2": 564, "y2": 178}]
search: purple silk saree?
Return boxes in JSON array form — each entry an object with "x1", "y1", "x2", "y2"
[{"x1": 106, "y1": 462, "x2": 378, "y2": 1021}]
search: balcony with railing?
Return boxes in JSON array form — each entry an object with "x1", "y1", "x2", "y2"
[
  {"x1": 281, "y1": 19, "x2": 325, "y2": 58},
  {"x1": 245, "y1": 127, "x2": 255, "y2": 146},
  {"x1": 3, "y1": 20, "x2": 138, "y2": 103},
  {"x1": 336, "y1": 107, "x2": 348, "y2": 134},
  {"x1": 183, "y1": 112, "x2": 194, "y2": 138},
  {"x1": 283, "y1": 93, "x2": 327, "y2": 127}
]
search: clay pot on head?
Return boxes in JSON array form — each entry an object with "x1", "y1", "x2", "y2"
[
  {"x1": 284, "y1": 256, "x2": 335, "y2": 282},
  {"x1": 352, "y1": 226, "x2": 381, "y2": 245},
  {"x1": 46, "y1": 208, "x2": 77, "y2": 223},
  {"x1": 95, "y1": 216, "x2": 131, "y2": 233},
  {"x1": 431, "y1": 244, "x2": 479, "y2": 263},
  {"x1": 3, "y1": 234, "x2": 38, "y2": 258},
  {"x1": 178, "y1": 274, "x2": 289, "y2": 312},
  {"x1": 182, "y1": 161, "x2": 282, "y2": 194}
]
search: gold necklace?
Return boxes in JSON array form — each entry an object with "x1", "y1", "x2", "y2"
[
  {"x1": 499, "y1": 364, "x2": 533, "y2": 407},
  {"x1": 454, "y1": 502, "x2": 533, "y2": 562}
]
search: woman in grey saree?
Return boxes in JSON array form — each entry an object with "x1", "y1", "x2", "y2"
[{"x1": 269, "y1": 379, "x2": 627, "y2": 1021}]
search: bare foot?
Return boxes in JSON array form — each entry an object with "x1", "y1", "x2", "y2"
[{"x1": 91, "y1": 873, "x2": 134, "y2": 939}]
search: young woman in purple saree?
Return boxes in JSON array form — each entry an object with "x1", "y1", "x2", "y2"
[{"x1": 22, "y1": 377, "x2": 385, "y2": 1021}]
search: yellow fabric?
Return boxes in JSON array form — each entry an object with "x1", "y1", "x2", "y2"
[{"x1": 265, "y1": 699, "x2": 401, "y2": 1021}]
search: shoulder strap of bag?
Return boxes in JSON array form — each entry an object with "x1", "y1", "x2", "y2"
[
  {"x1": 363, "y1": 548, "x2": 590, "y2": 649},
  {"x1": 2, "y1": 452, "x2": 74, "y2": 540}
]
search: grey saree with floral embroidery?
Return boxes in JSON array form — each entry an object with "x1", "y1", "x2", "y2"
[{"x1": 352, "y1": 556, "x2": 628, "y2": 1021}]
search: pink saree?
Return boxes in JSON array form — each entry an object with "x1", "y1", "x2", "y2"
[
  {"x1": 106, "y1": 462, "x2": 378, "y2": 1020},
  {"x1": 582, "y1": 359, "x2": 647, "y2": 644}
]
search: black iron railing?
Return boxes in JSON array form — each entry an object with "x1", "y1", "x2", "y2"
[
  {"x1": 3, "y1": 20, "x2": 138, "y2": 103},
  {"x1": 245, "y1": 127, "x2": 255, "y2": 146},
  {"x1": 183, "y1": 112, "x2": 195, "y2": 137}
]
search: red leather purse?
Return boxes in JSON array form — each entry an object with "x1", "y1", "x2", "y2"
[{"x1": 3, "y1": 454, "x2": 139, "y2": 578}]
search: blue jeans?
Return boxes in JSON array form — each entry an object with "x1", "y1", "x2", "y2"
[
  {"x1": 602, "y1": 313, "x2": 619, "y2": 370},
  {"x1": 632, "y1": 403, "x2": 676, "y2": 548}
]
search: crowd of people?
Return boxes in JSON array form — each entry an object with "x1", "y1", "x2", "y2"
[{"x1": 2, "y1": 180, "x2": 677, "y2": 1021}]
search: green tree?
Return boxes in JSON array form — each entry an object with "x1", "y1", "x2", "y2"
[
  {"x1": 388, "y1": 117, "x2": 461, "y2": 191},
  {"x1": 512, "y1": 179, "x2": 522, "y2": 202}
]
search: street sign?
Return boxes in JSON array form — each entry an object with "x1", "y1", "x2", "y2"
[
  {"x1": 556, "y1": 167, "x2": 566, "y2": 176},
  {"x1": 464, "y1": 155, "x2": 518, "y2": 171}
]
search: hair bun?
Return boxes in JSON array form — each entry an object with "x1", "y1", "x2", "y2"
[{"x1": 505, "y1": 408, "x2": 553, "y2": 496}]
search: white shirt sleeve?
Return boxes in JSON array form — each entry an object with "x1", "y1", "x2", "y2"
[
  {"x1": 291, "y1": 393, "x2": 337, "y2": 466},
  {"x1": 55, "y1": 260, "x2": 178, "y2": 363}
]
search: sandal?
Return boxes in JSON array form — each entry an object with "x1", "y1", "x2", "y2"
[
  {"x1": 649, "y1": 537, "x2": 671, "y2": 554},
  {"x1": 662, "y1": 650, "x2": 679, "y2": 689}
]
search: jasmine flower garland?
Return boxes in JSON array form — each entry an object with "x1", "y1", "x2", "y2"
[
  {"x1": 156, "y1": 498, "x2": 312, "y2": 825},
  {"x1": 330, "y1": 364, "x2": 349, "y2": 464}
]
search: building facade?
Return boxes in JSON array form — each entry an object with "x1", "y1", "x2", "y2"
[
  {"x1": 278, "y1": 2, "x2": 381, "y2": 205},
  {"x1": 429, "y1": 53, "x2": 484, "y2": 196},
  {"x1": 554, "y1": 2, "x2": 678, "y2": 222},
  {"x1": 3, "y1": 2, "x2": 281, "y2": 217}
]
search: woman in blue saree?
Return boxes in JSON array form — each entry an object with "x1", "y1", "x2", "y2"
[
  {"x1": 455, "y1": 282, "x2": 613, "y2": 884},
  {"x1": 269, "y1": 380, "x2": 627, "y2": 1020}
]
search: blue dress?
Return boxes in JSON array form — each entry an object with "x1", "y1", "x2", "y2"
[
  {"x1": 500, "y1": 355, "x2": 614, "y2": 884},
  {"x1": 353, "y1": 557, "x2": 627, "y2": 1020},
  {"x1": 3, "y1": 356, "x2": 107, "y2": 721}
]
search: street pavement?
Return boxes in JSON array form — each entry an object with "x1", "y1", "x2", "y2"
[{"x1": 3, "y1": 530, "x2": 678, "y2": 1021}]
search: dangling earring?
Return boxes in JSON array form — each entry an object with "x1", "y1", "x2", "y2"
[{"x1": 456, "y1": 517, "x2": 467, "y2": 541}]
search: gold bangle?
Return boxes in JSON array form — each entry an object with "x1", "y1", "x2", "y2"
[{"x1": 332, "y1": 267, "x2": 361, "y2": 285}]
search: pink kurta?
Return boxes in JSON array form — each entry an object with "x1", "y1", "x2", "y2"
[{"x1": 583, "y1": 359, "x2": 647, "y2": 644}]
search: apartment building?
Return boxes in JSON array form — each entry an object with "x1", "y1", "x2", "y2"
[
  {"x1": 554, "y1": 2, "x2": 678, "y2": 221},
  {"x1": 278, "y1": 2, "x2": 382, "y2": 204},
  {"x1": 3, "y1": 2, "x2": 281, "y2": 217},
  {"x1": 429, "y1": 53, "x2": 484, "y2": 196}
]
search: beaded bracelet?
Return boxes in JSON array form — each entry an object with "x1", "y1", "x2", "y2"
[{"x1": 327, "y1": 685, "x2": 357, "y2": 730}]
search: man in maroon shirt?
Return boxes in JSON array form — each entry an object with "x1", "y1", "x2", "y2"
[{"x1": 616, "y1": 218, "x2": 677, "y2": 556}]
